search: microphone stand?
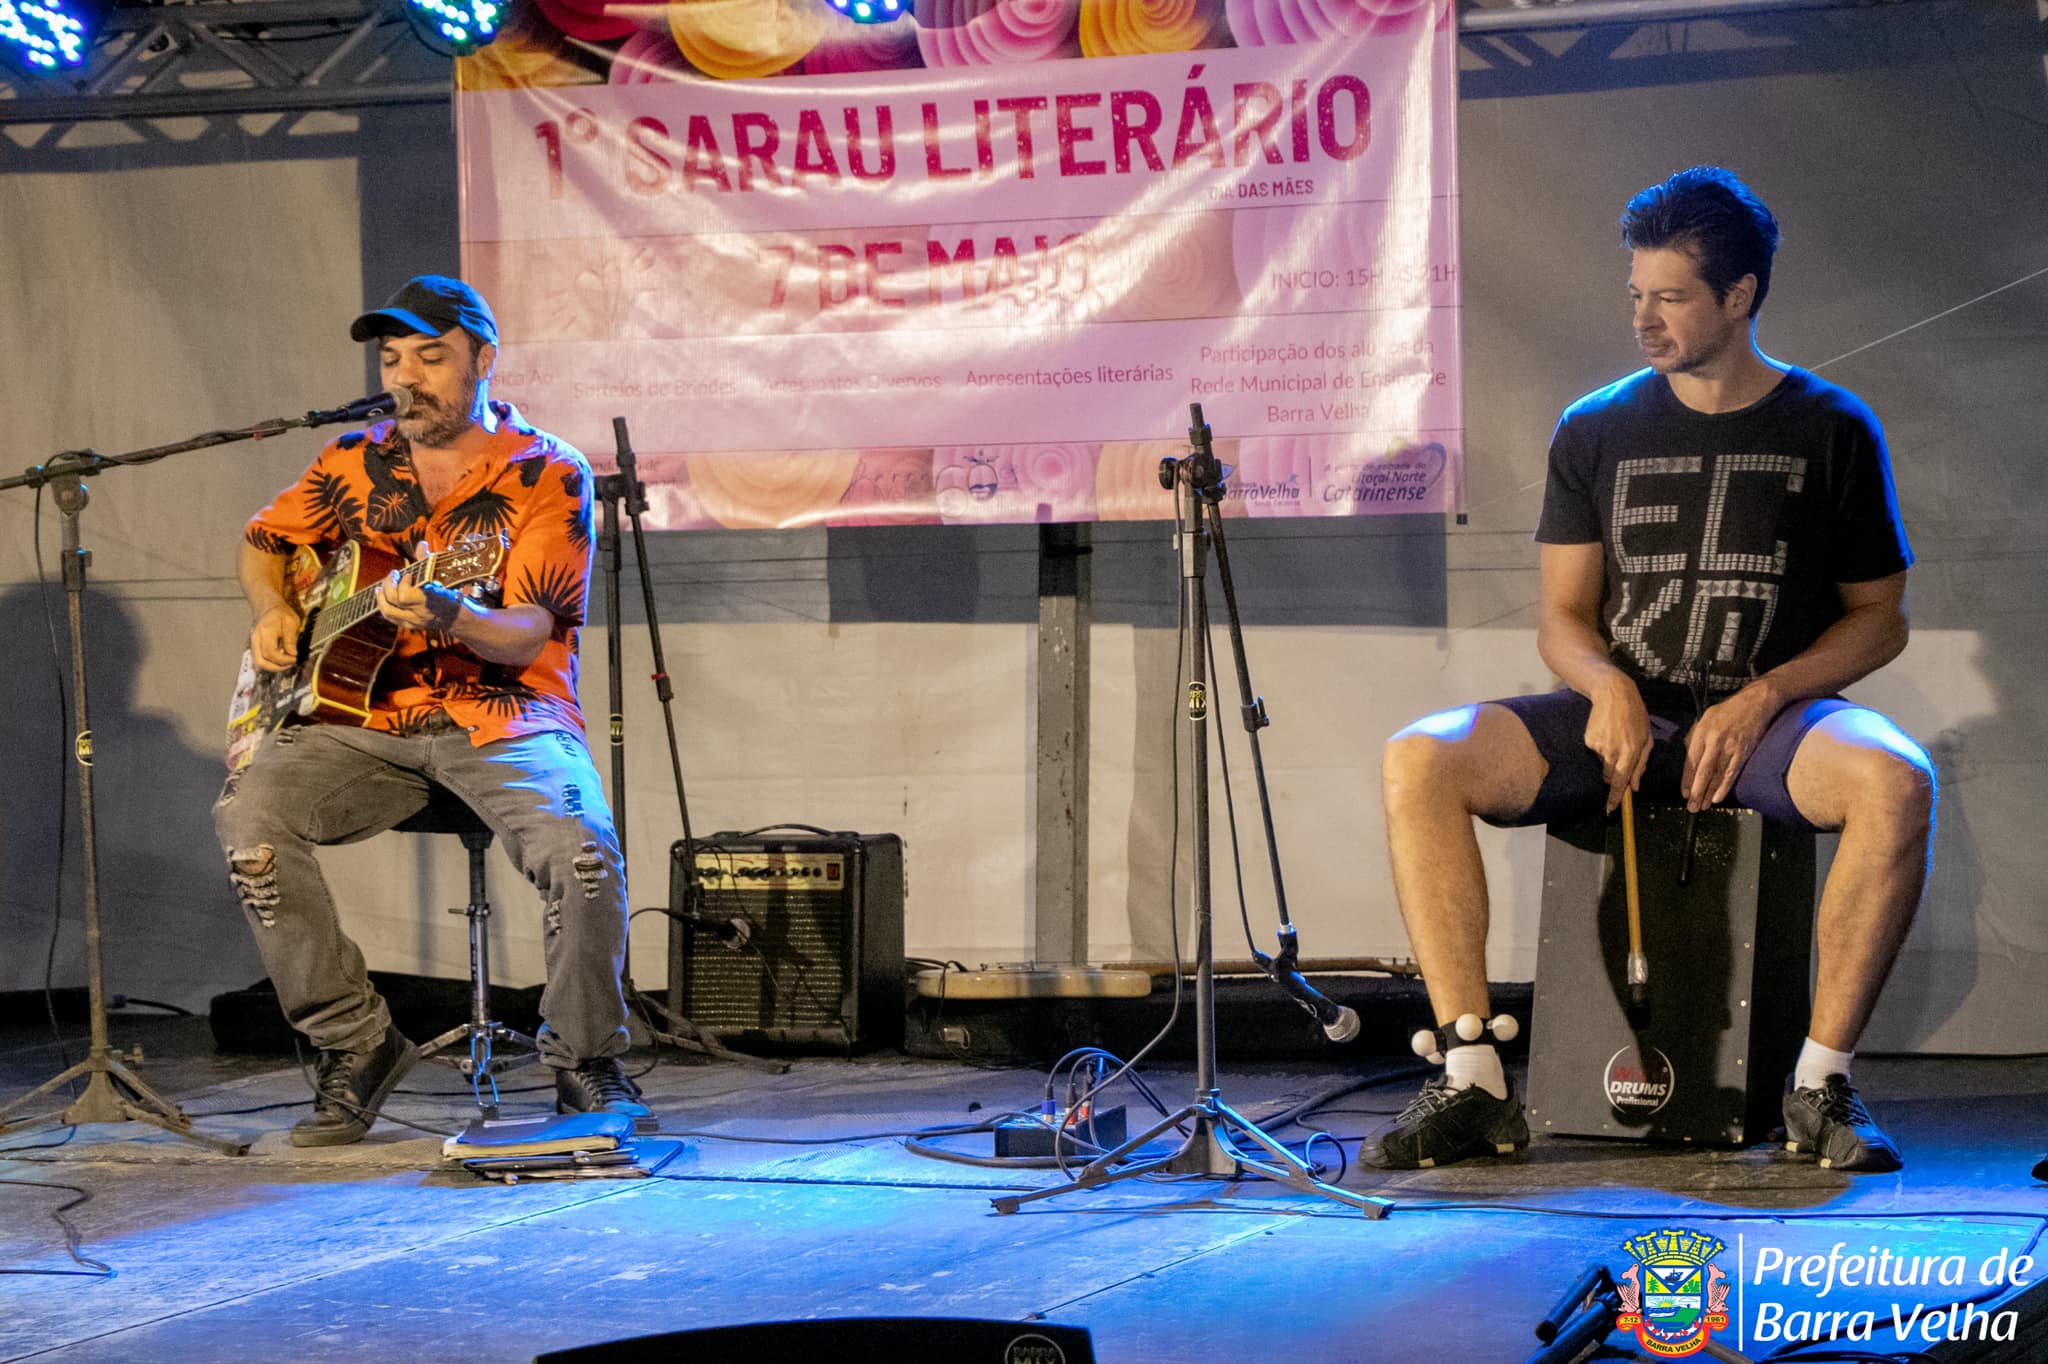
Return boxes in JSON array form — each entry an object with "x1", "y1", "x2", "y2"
[
  {"x1": 593, "y1": 418, "x2": 783, "y2": 1075},
  {"x1": 0, "y1": 398, "x2": 392, "y2": 1155},
  {"x1": 1202, "y1": 469, "x2": 1359, "y2": 1043},
  {"x1": 994, "y1": 406, "x2": 1389, "y2": 1218}
]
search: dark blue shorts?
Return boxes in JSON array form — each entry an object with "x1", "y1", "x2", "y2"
[{"x1": 1481, "y1": 688, "x2": 1857, "y2": 831}]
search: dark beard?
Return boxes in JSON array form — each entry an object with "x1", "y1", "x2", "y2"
[{"x1": 398, "y1": 390, "x2": 483, "y2": 448}]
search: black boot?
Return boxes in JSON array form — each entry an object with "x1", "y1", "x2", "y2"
[
  {"x1": 1783, "y1": 1073, "x2": 1903, "y2": 1173},
  {"x1": 291, "y1": 1024, "x2": 419, "y2": 1148},
  {"x1": 555, "y1": 1056, "x2": 655, "y2": 1133},
  {"x1": 1359, "y1": 1075, "x2": 1529, "y2": 1170}
]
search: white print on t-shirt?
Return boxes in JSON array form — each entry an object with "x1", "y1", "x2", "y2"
[
  {"x1": 1609, "y1": 452, "x2": 1808, "y2": 693},
  {"x1": 1611, "y1": 456, "x2": 1698, "y2": 574}
]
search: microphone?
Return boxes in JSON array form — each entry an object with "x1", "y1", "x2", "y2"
[
  {"x1": 662, "y1": 892, "x2": 751, "y2": 950},
  {"x1": 1260, "y1": 924, "x2": 1359, "y2": 1043},
  {"x1": 683, "y1": 908, "x2": 751, "y2": 950},
  {"x1": 305, "y1": 387, "x2": 411, "y2": 427},
  {"x1": 1523, "y1": 1277, "x2": 1622, "y2": 1364},
  {"x1": 1536, "y1": 1265, "x2": 1614, "y2": 1344}
]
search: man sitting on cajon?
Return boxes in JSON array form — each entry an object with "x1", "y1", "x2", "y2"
[{"x1": 1363, "y1": 167, "x2": 1934, "y2": 1174}]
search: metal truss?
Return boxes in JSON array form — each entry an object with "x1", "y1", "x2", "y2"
[
  {"x1": 1, "y1": 0, "x2": 449, "y2": 134},
  {"x1": 1457, "y1": 0, "x2": 1939, "y2": 101},
  {"x1": 1459, "y1": 0, "x2": 1884, "y2": 35}
]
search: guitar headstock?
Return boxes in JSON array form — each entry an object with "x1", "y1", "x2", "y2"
[{"x1": 429, "y1": 532, "x2": 511, "y2": 592}]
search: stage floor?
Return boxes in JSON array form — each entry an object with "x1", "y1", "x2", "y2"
[{"x1": 4, "y1": 1015, "x2": 2045, "y2": 1363}]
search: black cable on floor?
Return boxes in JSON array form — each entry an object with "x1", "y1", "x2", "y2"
[
  {"x1": 0, "y1": 1173, "x2": 114, "y2": 1278},
  {"x1": 0, "y1": 1125, "x2": 80, "y2": 1155},
  {"x1": 110, "y1": 997, "x2": 195, "y2": 1016}
]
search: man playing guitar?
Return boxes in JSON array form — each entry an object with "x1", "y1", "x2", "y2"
[{"x1": 215, "y1": 275, "x2": 649, "y2": 1146}]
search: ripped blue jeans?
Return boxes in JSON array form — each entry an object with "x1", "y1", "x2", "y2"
[{"x1": 213, "y1": 719, "x2": 628, "y2": 1065}]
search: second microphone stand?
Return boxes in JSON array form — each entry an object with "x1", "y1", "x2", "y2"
[
  {"x1": 0, "y1": 399, "x2": 393, "y2": 1155},
  {"x1": 994, "y1": 408, "x2": 1389, "y2": 1218},
  {"x1": 594, "y1": 418, "x2": 782, "y2": 1075}
]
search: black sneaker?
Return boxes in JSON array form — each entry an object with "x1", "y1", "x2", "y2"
[
  {"x1": 556, "y1": 1056, "x2": 656, "y2": 1133},
  {"x1": 1783, "y1": 1073, "x2": 1903, "y2": 1172},
  {"x1": 291, "y1": 1024, "x2": 418, "y2": 1148},
  {"x1": 1360, "y1": 1075, "x2": 1529, "y2": 1170}
]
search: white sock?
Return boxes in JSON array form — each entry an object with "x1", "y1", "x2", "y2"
[
  {"x1": 1794, "y1": 1038, "x2": 1853, "y2": 1092},
  {"x1": 1445, "y1": 1044, "x2": 1507, "y2": 1099}
]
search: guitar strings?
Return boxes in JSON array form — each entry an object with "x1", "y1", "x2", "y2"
[{"x1": 310, "y1": 551, "x2": 442, "y2": 646}]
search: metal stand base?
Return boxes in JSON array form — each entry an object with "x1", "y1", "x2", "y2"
[
  {"x1": 415, "y1": 1024, "x2": 540, "y2": 1119},
  {"x1": 1, "y1": 1051, "x2": 251, "y2": 1157},
  {"x1": 992, "y1": 1091, "x2": 1389, "y2": 1217}
]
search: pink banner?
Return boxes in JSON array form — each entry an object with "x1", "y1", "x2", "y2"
[{"x1": 457, "y1": 0, "x2": 1461, "y2": 528}]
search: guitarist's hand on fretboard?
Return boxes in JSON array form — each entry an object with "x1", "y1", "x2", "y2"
[
  {"x1": 250, "y1": 602, "x2": 303, "y2": 673},
  {"x1": 375, "y1": 543, "x2": 465, "y2": 634}
]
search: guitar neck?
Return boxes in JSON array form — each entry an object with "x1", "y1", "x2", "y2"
[{"x1": 310, "y1": 554, "x2": 444, "y2": 647}]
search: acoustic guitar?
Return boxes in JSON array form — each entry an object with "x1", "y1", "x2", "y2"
[{"x1": 225, "y1": 532, "x2": 509, "y2": 770}]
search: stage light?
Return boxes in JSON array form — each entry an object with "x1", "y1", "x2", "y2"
[
  {"x1": 404, "y1": 0, "x2": 502, "y2": 55},
  {"x1": 0, "y1": 0, "x2": 113, "y2": 73},
  {"x1": 825, "y1": 0, "x2": 904, "y2": 24}
]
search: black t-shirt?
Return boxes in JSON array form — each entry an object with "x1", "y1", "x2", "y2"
[{"x1": 1535, "y1": 366, "x2": 1913, "y2": 717}]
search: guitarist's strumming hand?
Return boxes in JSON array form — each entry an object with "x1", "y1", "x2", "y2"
[
  {"x1": 376, "y1": 542, "x2": 465, "y2": 635},
  {"x1": 250, "y1": 602, "x2": 303, "y2": 673}
]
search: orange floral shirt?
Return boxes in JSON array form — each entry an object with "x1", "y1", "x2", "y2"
[{"x1": 245, "y1": 401, "x2": 595, "y2": 746}]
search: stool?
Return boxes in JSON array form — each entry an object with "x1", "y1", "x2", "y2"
[
  {"x1": 397, "y1": 785, "x2": 540, "y2": 1115},
  {"x1": 1525, "y1": 805, "x2": 1817, "y2": 1146}
]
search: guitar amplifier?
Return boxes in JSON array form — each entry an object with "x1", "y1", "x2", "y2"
[{"x1": 665, "y1": 830, "x2": 904, "y2": 1052}]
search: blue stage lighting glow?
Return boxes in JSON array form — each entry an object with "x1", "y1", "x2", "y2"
[
  {"x1": 406, "y1": 0, "x2": 501, "y2": 54},
  {"x1": 0, "y1": 0, "x2": 113, "y2": 72},
  {"x1": 827, "y1": 0, "x2": 908, "y2": 23},
  {"x1": 1407, "y1": 705, "x2": 1479, "y2": 742}
]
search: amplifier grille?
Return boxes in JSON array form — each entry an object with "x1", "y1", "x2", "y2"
[
  {"x1": 687, "y1": 889, "x2": 847, "y2": 1031},
  {"x1": 684, "y1": 851, "x2": 850, "y2": 1036}
]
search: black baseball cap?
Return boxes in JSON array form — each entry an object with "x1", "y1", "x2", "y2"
[{"x1": 349, "y1": 275, "x2": 499, "y2": 349}]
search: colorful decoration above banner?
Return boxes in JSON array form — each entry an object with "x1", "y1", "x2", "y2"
[{"x1": 456, "y1": 0, "x2": 1462, "y2": 529}]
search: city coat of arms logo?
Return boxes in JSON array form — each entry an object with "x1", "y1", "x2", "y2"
[{"x1": 1614, "y1": 1228, "x2": 1731, "y2": 1357}]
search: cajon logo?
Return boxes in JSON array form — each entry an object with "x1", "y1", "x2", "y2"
[
  {"x1": 1604, "y1": 1044, "x2": 1676, "y2": 1115},
  {"x1": 1004, "y1": 1335, "x2": 1066, "y2": 1364}
]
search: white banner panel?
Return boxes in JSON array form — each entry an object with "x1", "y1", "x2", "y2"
[{"x1": 458, "y1": 0, "x2": 1461, "y2": 527}]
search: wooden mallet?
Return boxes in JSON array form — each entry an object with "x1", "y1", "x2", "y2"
[{"x1": 1621, "y1": 789, "x2": 1650, "y2": 1030}]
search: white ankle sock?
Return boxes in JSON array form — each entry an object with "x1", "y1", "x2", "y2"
[
  {"x1": 1445, "y1": 1043, "x2": 1506, "y2": 1099},
  {"x1": 1794, "y1": 1038, "x2": 1853, "y2": 1092}
]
